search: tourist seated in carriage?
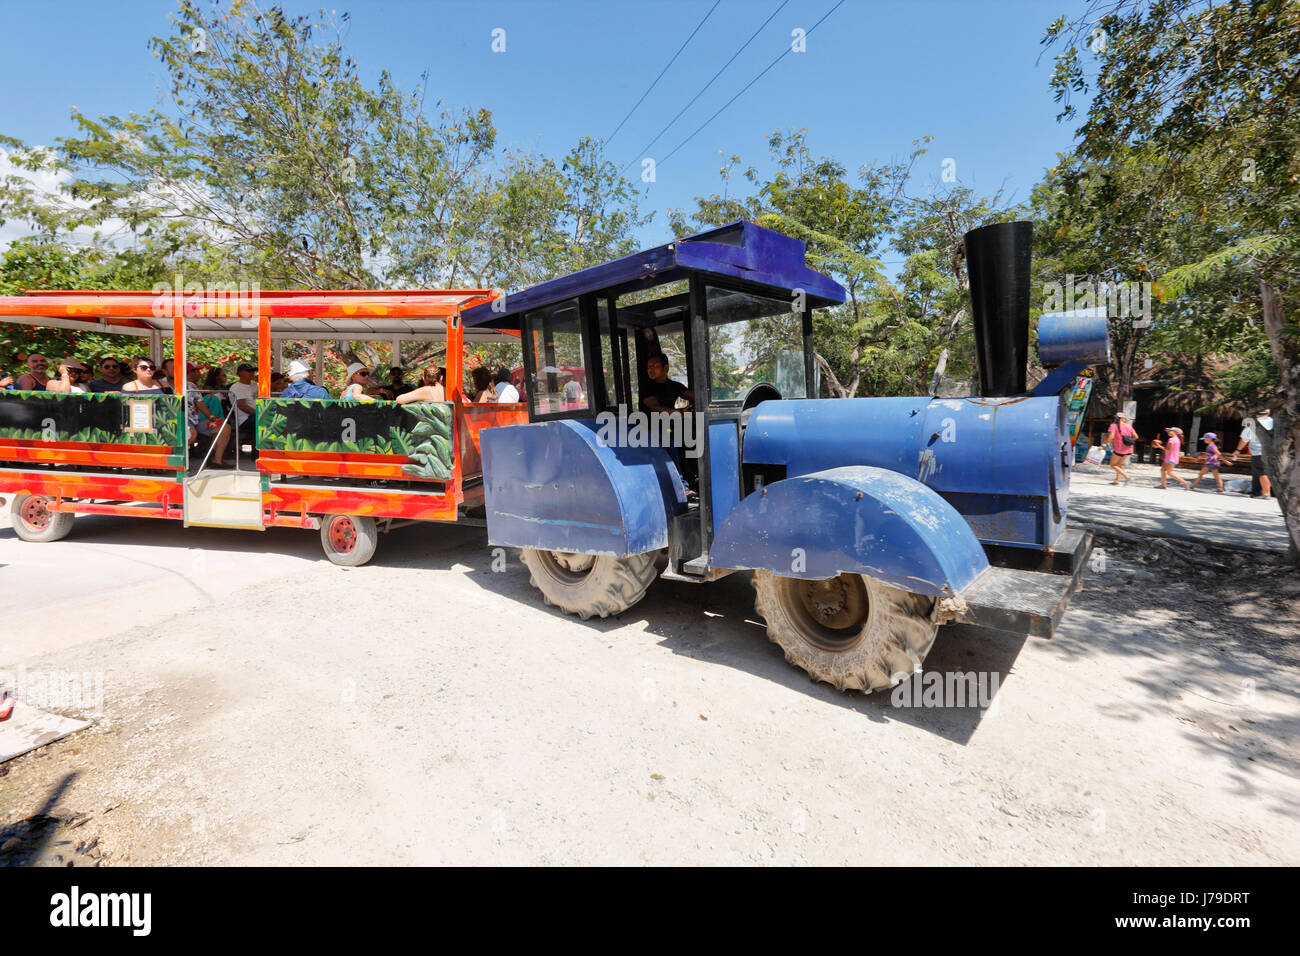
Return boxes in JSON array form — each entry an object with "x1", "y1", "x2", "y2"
[
  {"x1": 396, "y1": 366, "x2": 447, "y2": 404},
  {"x1": 341, "y1": 363, "x2": 377, "y2": 402}
]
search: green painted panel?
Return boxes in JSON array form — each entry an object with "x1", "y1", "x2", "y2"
[
  {"x1": 0, "y1": 391, "x2": 183, "y2": 448},
  {"x1": 255, "y1": 398, "x2": 453, "y2": 479}
]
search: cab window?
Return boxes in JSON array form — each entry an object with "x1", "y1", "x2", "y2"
[{"x1": 525, "y1": 298, "x2": 588, "y2": 418}]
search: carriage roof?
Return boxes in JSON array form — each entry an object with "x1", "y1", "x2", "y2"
[{"x1": 0, "y1": 289, "x2": 514, "y2": 341}]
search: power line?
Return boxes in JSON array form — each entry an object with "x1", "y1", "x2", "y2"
[
  {"x1": 620, "y1": 0, "x2": 791, "y2": 176},
  {"x1": 657, "y1": 0, "x2": 846, "y2": 170},
  {"x1": 603, "y1": 0, "x2": 723, "y2": 148}
]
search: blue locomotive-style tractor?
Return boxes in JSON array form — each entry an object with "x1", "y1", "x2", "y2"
[{"x1": 461, "y1": 220, "x2": 1108, "y2": 692}]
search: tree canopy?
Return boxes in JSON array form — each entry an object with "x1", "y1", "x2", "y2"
[{"x1": 1042, "y1": 0, "x2": 1299, "y2": 553}]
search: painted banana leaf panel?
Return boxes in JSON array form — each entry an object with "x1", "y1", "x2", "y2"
[
  {"x1": 256, "y1": 398, "x2": 453, "y2": 479},
  {"x1": 0, "y1": 391, "x2": 182, "y2": 448}
]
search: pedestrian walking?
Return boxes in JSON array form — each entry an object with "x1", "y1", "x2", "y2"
[
  {"x1": 1188, "y1": 432, "x2": 1226, "y2": 493},
  {"x1": 1235, "y1": 407, "x2": 1275, "y2": 498},
  {"x1": 1104, "y1": 413, "x2": 1139, "y2": 484},
  {"x1": 1151, "y1": 426, "x2": 1191, "y2": 489}
]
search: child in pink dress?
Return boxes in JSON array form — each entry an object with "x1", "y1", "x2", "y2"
[{"x1": 1151, "y1": 426, "x2": 1191, "y2": 489}]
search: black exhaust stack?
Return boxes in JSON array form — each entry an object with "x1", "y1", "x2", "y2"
[{"x1": 964, "y1": 220, "x2": 1033, "y2": 397}]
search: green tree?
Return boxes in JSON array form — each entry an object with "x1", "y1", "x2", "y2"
[
  {"x1": 1044, "y1": 0, "x2": 1300, "y2": 557},
  {"x1": 0, "y1": 0, "x2": 647, "y2": 376},
  {"x1": 0, "y1": 239, "x2": 185, "y2": 370},
  {"x1": 672, "y1": 130, "x2": 1011, "y2": 398},
  {"x1": 672, "y1": 130, "x2": 915, "y2": 397},
  {"x1": 892, "y1": 186, "x2": 1017, "y2": 394}
]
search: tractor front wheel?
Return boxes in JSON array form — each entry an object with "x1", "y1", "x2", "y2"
[
  {"x1": 521, "y1": 549, "x2": 659, "y2": 620},
  {"x1": 320, "y1": 514, "x2": 379, "y2": 567},
  {"x1": 11, "y1": 494, "x2": 75, "y2": 543},
  {"x1": 753, "y1": 570, "x2": 938, "y2": 693}
]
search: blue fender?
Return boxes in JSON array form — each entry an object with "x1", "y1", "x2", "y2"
[
  {"x1": 480, "y1": 418, "x2": 687, "y2": 556},
  {"x1": 708, "y1": 465, "x2": 989, "y2": 597}
]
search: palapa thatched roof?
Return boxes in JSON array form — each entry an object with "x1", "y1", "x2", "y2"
[{"x1": 1133, "y1": 355, "x2": 1244, "y2": 418}]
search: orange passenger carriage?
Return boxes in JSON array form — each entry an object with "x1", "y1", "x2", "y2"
[{"x1": 0, "y1": 288, "x2": 528, "y2": 564}]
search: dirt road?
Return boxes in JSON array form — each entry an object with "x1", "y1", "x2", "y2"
[{"x1": 1, "y1": 502, "x2": 1297, "y2": 865}]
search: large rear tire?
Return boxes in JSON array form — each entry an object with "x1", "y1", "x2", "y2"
[
  {"x1": 11, "y1": 494, "x2": 75, "y2": 543},
  {"x1": 320, "y1": 514, "x2": 378, "y2": 567},
  {"x1": 520, "y1": 549, "x2": 659, "y2": 620},
  {"x1": 753, "y1": 570, "x2": 938, "y2": 693}
]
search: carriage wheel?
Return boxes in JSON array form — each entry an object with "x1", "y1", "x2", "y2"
[
  {"x1": 320, "y1": 514, "x2": 378, "y2": 567},
  {"x1": 11, "y1": 493, "x2": 76, "y2": 543}
]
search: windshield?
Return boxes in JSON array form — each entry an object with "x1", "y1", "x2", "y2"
[{"x1": 705, "y1": 286, "x2": 809, "y2": 403}]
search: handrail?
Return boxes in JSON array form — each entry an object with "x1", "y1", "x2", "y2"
[
  {"x1": 192, "y1": 406, "x2": 236, "y2": 475},
  {"x1": 187, "y1": 388, "x2": 259, "y2": 470},
  {"x1": 187, "y1": 388, "x2": 234, "y2": 474}
]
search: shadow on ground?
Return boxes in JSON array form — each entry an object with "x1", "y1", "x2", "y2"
[
  {"x1": 448, "y1": 552, "x2": 1025, "y2": 745},
  {"x1": 1046, "y1": 538, "x2": 1300, "y2": 814},
  {"x1": 6, "y1": 514, "x2": 1294, "y2": 768},
  {"x1": 0, "y1": 771, "x2": 104, "y2": 867}
]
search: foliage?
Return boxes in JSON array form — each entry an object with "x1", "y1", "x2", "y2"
[
  {"x1": 0, "y1": 391, "x2": 182, "y2": 447},
  {"x1": 400, "y1": 401, "x2": 452, "y2": 479},
  {"x1": 0, "y1": 0, "x2": 647, "y2": 376},
  {"x1": 1042, "y1": 0, "x2": 1300, "y2": 556},
  {"x1": 671, "y1": 130, "x2": 1010, "y2": 397},
  {"x1": 1041, "y1": 0, "x2": 1299, "y2": 367}
]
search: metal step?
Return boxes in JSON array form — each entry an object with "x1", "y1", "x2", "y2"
[
  {"x1": 184, "y1": 471, "x2": 264, "y2": 530},
  {"x1": 956, "y1": 531, "x2": 1093, "y2": 638}
]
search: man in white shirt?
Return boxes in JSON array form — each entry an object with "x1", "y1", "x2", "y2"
[
  {"x1": 229, "y1": 363, "x2": 259, "y2": 455},
  {"x1": 1236, "y1": 406, "x2": 1275, "y2": 498},
  {"x1": 493, "y1": 367, "x2": 520, "y2": 403}
]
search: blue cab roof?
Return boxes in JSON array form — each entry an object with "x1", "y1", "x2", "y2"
[{"x1": 461, "y1": 221, "x2": 846, "y2": 329}]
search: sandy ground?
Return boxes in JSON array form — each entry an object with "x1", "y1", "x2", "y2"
[{"x1": 0, "y1": 473, "x2": 1297, "y2": 866}]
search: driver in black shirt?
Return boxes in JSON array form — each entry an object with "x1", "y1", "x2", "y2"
[
  {"x1": 640, "y1": 352, "x2": 697, "y2": 487},
  {"x1": 639, "y1": 352, "x2": 693, "y2": 414}
]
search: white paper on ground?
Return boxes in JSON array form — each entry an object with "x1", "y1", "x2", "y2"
[{"x1": 0, "y1": 700, "x2": 90, "y2": 763}]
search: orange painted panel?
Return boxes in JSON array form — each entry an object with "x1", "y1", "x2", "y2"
[
  {"x1": 0, "y1": 470, "x2": 182, "y2": 504},
  {"x1": 0, "y1": 443, "x2": 176, "y2": 470},
  {"x1": 456, "y1": 402, "x2": 529, "y2": 476},
  {"x1": 265, "y1": 485, "x2": 458, "y2": 522},
  {"x1": 257, "y1": 449, "x2": 413, "y2": 465},
  {"x1": 0, "y1": 289, "x2": 498, "y2": 320},
  {"x1": 0, "y1": 438, "x2": 170, "y2": 453},
  {"x1": 256, "y1": 455, "x2": 442, "y2": 482}
]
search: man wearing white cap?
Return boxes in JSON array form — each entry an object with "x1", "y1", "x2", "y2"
[
  {"x1": 1236, "y1": 407, "x2": 1275, "y2": 498},
  {"x1": 281, "y1": 359, "x2": 329, "y2": 400}
]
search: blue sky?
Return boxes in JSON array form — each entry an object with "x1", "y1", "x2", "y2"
[{"x1": 0, "y1": 0, "x2": 1087, "y2": 260}]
